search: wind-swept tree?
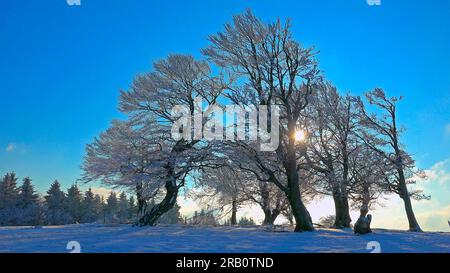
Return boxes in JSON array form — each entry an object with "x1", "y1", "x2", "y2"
[
  {"x1": 203, "y1": 10, "x2": 321, "y2": 231},
  {"x1": 355, "y1": 88, "x2": 428, "y2": 232},
  {"x1": 193, "y1": 165, "x2": 248, "y2": 225},
  {"x1": 304, "y1": 84, "x2": 361, "y2": 228},
  {"x1": 81, "y1": 54, "x2": 224, "y2": 226}
]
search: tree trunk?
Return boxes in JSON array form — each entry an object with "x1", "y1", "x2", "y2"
[
  {"x1": 138, "y1": 179, "x2": 178, "y2": 226},
  {"x1": 398, "y1": 172, "x2": 422, "y2": 232},
  {"x1": 394, "y1": 136, "x2": 422, "y2": 232},
  {"x1": 262, "y1": 209, "x2": 274, "y2": 225},
  {"x1": 260, "y1": 182, "x2": 278, "y2": 225},
  {"x1": 332, "y1": 191, "x2": 352, "y2": 228},
  {"x1": 288, "y1": 192, "x2": 314, "y2": 232},
  {"x1": 396, "y1": 156, "x2": 422, "y2": 232},
  {"x1": 135, "y1": 183, "x2": 147, "y2": 223},
  {"x1": 285, "y1": 138, "x2": 314, "y2": 232},
  {"x1": 286, "y1": 166, "x2": 313, "y2": 231},
  {"x1": 230, "y1": 199, "x2": 237, "y2": 225}
]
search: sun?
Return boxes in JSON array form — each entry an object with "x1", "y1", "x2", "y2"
[{"x1": 295, "y1": 130, "x2": 307, "y2": 142}]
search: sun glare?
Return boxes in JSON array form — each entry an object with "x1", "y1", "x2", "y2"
[{"x1": 295, "y1": 130, "x2": 306, "y2": 142}]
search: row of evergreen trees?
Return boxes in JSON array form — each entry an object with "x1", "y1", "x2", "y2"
[
  {"x1": 0, "y1": 172, "x2": 257, "y2": 227},
  {"x1": 0, "y1": 172, "x2": 140, "y2": 226}
]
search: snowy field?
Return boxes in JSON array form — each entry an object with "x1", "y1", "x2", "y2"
[{"x1": 0, "y1": 224, "x2": 449, "y2": 253}]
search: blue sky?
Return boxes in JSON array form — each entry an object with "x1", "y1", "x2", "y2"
[{"x1": 0, "y1": 0, "x2": 449, "y2": 230}]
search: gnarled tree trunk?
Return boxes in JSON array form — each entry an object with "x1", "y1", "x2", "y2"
[
  {"x1": 286, "y1": 165, "x2": 314, "y2": 231},
  {"x1": 138, "y1": 162, "x2": 178, "y2": 226},
  {"x1": 284, "y1": 137, "x2": 314, "y2": 232},
  {"x1": 332, "y1": 191, "x2": 352, "y2": 228},
  {"x1": 138, "y1": 179, "x2": 178, "y2": 226}
]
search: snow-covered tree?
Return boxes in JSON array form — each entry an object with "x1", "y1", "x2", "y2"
[
  {"x1": 81, "y1": 188, "x2": 100, "y2": 223},
  {"x1": 193, "y1": 166, "x2": 248, "y2": 225},
  {"x1": 104, "y1": 192, "x2": 119, "y2": 223},
  {"x1": 0, "y1": 173, "x2": 23, "y2": 225},
  {"x1": 81, "y1": 54, "x2": 224, "y2": 226},
  {"x1": 118, "y1": 192, "x2": 130, "y2": 223},
  {"x1": 238, "y1": 216, "x2": 255, "y2": 226},
  {"x1": 128, "y1": 195, "x2": 137, "y2": 222},
  {"x1": 17, "y1": 177, "x2": 42, "y2": 226},
  {"x1": 66, "y1": 184, "x2": 84, "y2": 223},
  {"x1": 355, "y1": 88, "x2": 428, "y2": 232},
  {"x1": 0, "y1": 173, "x2": 20, "y2": 209},
  {"x1": 303, "y1": 84, "x2": 361, "y2": 228},
  {"x1": 203, "y1": 10, "x2": 321, "y2": 231},
  {"x1": 190, "y1": 209, "x2": 217, "y2": 225},
  {"x1": 44, "y1": 180, "x2": 71, "y2": 225}
]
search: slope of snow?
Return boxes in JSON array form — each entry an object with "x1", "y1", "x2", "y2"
[{"x1": 0, "y1": 224, "x2": 448, "y2": 253}]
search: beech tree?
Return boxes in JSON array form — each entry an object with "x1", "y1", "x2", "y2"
[
  {"x1": 355, "y1": 88, "x2": 428, "y2": 232},
  {"x1": 237, "y1": 170, "x2": 290, "y2": 225},
  {"x1": 303, "y1": 84, "x2": 360, "y2": 228},
  {"x1": 81, "y1": 54, "x2": 224, "y2": 226},
  {"x1": 193, "y1": 166, "x2": 247, "y2": 225},
  {"x1": 203, "y1": 10, "x2": 321, "y2": 231}
]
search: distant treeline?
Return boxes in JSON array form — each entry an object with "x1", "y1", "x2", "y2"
[{"x1": 0, "y1": 172, "x2": 182, "y2": 226}]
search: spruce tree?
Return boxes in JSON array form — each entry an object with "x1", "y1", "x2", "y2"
[
  {"x1": 18, "y1": 177, "x2": 39, "y2": 208},
  {"x1": 0, "y1": 173, "x2": 21, "y2": 225},
  {"x1": 81, "y1": 188, "x2": 98, "y2": 223},
  {"x1": 44, "y1": 180, "x2": 71, "y2": 225},
  {"x1": 104, "y1": 192, "x2": 119, "y2": 223},
  {"x1": 18, "y1": 177, "x2": 41, "y2": 226},
  {"x1": 117, "y1": 192, "x2": 130, "y2": 223},
  {"x1": 128, "y1": 195, "x2": 137, "y2": 222},
  {"x1": 66, "y1": 184, "x2": 83, "y2": 223},
  {"x1": 0, "y1": 173, "x2": 20, "y2": 209}
]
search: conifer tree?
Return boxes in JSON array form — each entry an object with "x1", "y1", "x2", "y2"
[
  {"x1": 104, "y1": 192, "x2": 119, "y2": 223},
  {"x1": 45, "y1": 180, "x2": 71, "y2": 225},
  {"x1": 66, "y1": 184, "x2": 84, "y2": 223},
  {"x1": 117, "y1": 192, "x2": 130, "y2": 223},
  {"x1": 81, "y1": 188, "x2": 98, "y2": 223},
  {"x1": 18, "y1": 177, "x2": 42, "y2": 225},
  {"x1": 0, "y1": 173, "x2": 21, "y2": 225}
]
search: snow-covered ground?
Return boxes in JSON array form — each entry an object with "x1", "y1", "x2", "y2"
[{"x1": 0, "y1": 224, "x2": 448, "y2": 253}]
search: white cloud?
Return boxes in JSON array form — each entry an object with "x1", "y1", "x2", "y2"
[
  {"x1": 423, "y1": 159, "x2": 450, "y2": 186},
  {"x1": 5, "y1": 143, "x2": 16, "y2": 152},
  {"x1": 419, "y1": 204, "x2": 450, "y2": 230},
  {"x1": 90, "y1": 187, "x2": 115, "y2": 198}
]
